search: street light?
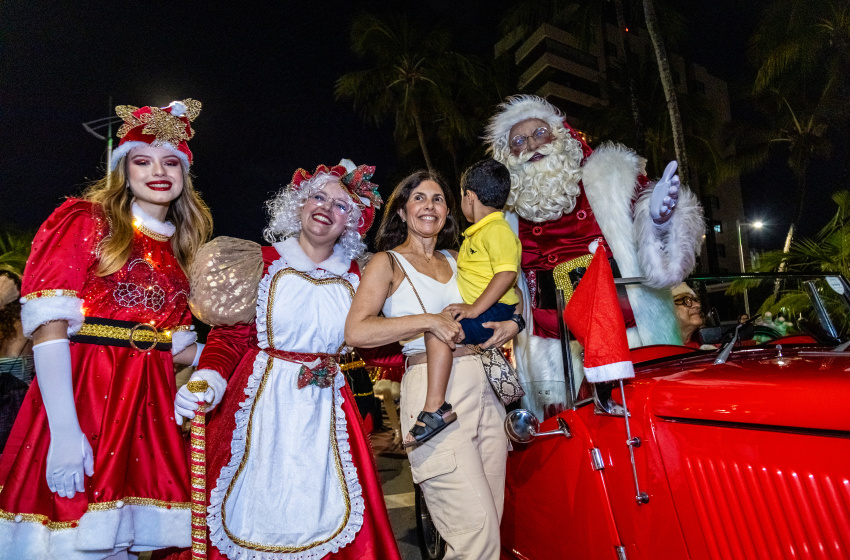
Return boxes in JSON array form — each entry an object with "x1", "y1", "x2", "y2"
[
  {"x1": 736, "y1": 219, "x2": 763, "y2": 315},
  {"x1": 82, "y1": 97, "x2": 121, "y2": 182}
]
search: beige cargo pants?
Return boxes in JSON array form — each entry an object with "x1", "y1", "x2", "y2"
[{"x1": 401, "y1": 355, "x2": 508, "y2": 560}]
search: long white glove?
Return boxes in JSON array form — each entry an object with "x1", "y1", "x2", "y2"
[
  {"x1": 650, "y1": 160, "x2": 681, "y2": 227},
  {"x1": 34, "y1": 339, "x2": 94, "y2": 499},
  {"x1": 174, "y1": 369, "x2": 227, "y2": 425}
]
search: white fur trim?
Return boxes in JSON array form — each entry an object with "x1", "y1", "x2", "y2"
[
  {"x1": 167, "y1": 101, "x2": 187, "y2": 117},
  {"x1": 584, "y1": 360, "x2": 635, "y2": 383},
  {"x1": 271, "y1": 237, "x2": 350, "y2": 276},
  {"x1": 633, "y1": 184, "x2": 703, "y2": 288},
  {"x1": 484, "y1": 95, "x2": 563, "y2": 159},
  {"x1": 580, "y1": 143, "x2": 690, "y2": 346},
  {"x1": 110, "y1": 141, "x2": 189, "y2": 171},
  {"x1": 170, "y1": 329, "x2": 197, "y2": 356},
  {"x1": 207, "y1": 353, "x2": 364, "y2": 560},
  {"x1": 21, "y1": 295, "x2": 85, "y2": 338},
  {"x1": 131, "y1": 202, "x2": 176, "y2": 238},
  {"x1": 0, "y1": 503, "x2": 189, "y2": 560},
  {"x1": 581, "y1": 143, "x2": 645, "y2": 279}
]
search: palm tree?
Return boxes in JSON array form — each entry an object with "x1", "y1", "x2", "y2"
[
  {"x1": 335, "y1": 14, "x2": 484, "y2": 174},
  {"x1": 730, "y1": 84, "x2": 835, "y2": 263},
  {"x1": 756, "y1": 190, "x2": 850, "y2": 278},
  {"x1": 0, "y1": 230, "x2": 33, "y2": 275},
  {"x1": 746, "y1": 0, "x2": 850, "y2": 250},
  {"x1": 642, "y1": 0, "x2": 689, "y2": 184},
  {"x1": 732, "y1": 191, "x2": 850, "y2": 332}
]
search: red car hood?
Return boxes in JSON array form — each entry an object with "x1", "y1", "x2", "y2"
[{"x1": 639, "y1": 348, "x2": 850, "y2": 433}]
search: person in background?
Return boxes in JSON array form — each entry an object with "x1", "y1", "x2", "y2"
[
  {"x1": 0, "y1": 271, "x2": 32, "y2": 452},
  {"x1": 0, "y1": 99, "x2": 212, "y2": 559},
  {"x1": 672, "y1": 283, "x2": 706, "y2": 348}
]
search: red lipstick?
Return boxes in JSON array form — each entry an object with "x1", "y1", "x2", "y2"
[{"x1": 146, "y1": 181, "x2": 172, "y2": 191}]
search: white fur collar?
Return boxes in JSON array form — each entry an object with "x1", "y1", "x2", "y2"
[
  {"x1": 272, "y1": 237, "x2": 350, "y2": 275},
  {"x1": 131, "y1": 202, "x2": 176, "y2": 238}
]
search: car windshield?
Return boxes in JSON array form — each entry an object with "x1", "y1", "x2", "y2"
[
  {"x1": 551, "y1": 273, "x2": 850, "y2": 408},
  {"x1": 686, "y1": 274, "x2": 850, "y2": 345}
]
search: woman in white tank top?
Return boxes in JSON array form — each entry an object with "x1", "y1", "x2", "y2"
[{"x1": 346, "y1": 171, "x2": 519, "y2": 560}]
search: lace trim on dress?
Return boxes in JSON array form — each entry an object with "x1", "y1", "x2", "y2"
[{"x1": 206, "y1": 354, "x2": 365, "y2": 560}]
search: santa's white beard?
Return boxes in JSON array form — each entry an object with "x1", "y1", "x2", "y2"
[{"x1": 504, "y1": 137, "x2": 584, "y2": 223}]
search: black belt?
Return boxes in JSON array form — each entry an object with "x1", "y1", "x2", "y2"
[{"x1": 70, "y1": 317, "x2": 174, "y2": 352}]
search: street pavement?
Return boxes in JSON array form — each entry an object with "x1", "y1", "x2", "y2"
[{"x1": 371, "y1": 428, "x2": 422, "y2": 560}]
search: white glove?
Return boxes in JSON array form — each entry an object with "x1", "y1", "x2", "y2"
[
  {"x1": 174, "y1": 369, "x2": 227, "y2": 425},
  {"x1": 650, "y1": 160, "x2": 681, "y2": 226},
  {"x1": 34, "y1": 339, "x2": 94, "y2": 499}
]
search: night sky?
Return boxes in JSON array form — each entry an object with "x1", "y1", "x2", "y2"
[{"x1": 0, "y1": 0, "x2": 835, "y2": 251}]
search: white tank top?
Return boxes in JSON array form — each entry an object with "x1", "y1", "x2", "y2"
[{"x1": 381, "y1": 250, "x2": 463, "y2": 355}]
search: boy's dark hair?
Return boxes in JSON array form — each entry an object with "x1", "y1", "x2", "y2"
[{"x1": 460, "y1": 159, "x2": 511, "y2": 209}]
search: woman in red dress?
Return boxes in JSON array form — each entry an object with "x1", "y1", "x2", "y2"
[
  {"x1": 171, "y1": 161, "x2": 401, "y2": 560},
  {"x1": 0, "y1": 99, "x2": 213, "y2": 559}
]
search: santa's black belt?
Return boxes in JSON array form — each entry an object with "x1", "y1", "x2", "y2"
[{"x1": 70, "y1": 317, "x2": 173, "y2": 352}]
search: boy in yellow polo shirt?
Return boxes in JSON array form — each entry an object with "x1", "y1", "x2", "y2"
[{"x1": 406, "y1": 159, "x2": 523, "y2": 447}]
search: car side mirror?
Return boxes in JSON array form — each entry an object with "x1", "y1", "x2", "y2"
[{"x1": 505, "y1": 409, "x2": 571, "y2": 443}]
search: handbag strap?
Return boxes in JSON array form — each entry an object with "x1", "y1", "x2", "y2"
[{"x1": 387, "y1": 251, "x2": 428, "y2": 314}]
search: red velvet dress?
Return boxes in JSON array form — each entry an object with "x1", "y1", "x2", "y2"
[
  {"x1": 159, "y1": 238, "x2": 400, "y2": 560},
  {"x1": 0, "y1": 199, "x2": 195, "y2": 559}
]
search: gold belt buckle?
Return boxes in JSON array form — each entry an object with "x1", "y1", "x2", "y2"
[{"x1": 129, "y1": 323, "x2": 159, "y2": 352}]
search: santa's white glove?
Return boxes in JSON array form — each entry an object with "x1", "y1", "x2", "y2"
[
  {"x1": 174, "y1": 369, "x2": 227, "y2": 425},
  {"x1": 650, "y1": 160, "x2": 680, "y2": 227},
  {"x1": 34, "y1": 339, "x2": 95, "y2": 499}
]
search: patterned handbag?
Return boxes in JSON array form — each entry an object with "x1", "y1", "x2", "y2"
[
  {"x1": 476, "y1": 346, "x2": 525, "y2": 405},
  {"x1": 387, "y1": 252, "x2": 525, "y2": 406}
]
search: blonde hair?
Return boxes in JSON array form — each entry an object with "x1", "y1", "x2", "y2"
[{"x1": 82, "y1": 156, "x2": 213, "y2": 276}]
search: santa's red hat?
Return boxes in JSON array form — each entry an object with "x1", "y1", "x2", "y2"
[
  {"x1": 111, "y1": 99, "x2": 201, "y2": 170},
  {"x1": 484, "y1": 94, "x2": 591, "y2": 161},
  {"x1": 563, "y1": 246, "x2": 635, "y2": 383},
  {"x1": 289, "y1": 159, "x2": 383, "y2": 237}
]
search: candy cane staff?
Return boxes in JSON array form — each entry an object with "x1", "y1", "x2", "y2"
[{"x1": 0, "y1": 99, "x2": 213, "y2": 560}]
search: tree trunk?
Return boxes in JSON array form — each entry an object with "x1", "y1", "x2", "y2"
[
  {"x1": 779, "y1": 171, "x2": 807, "y2": 270},
  {"x1": 613, "y1": 0, "x2": 646, "y2": 154},
  {"x1": 411, "y1": 107, "x2": 434, "y2": 173},
  {"x1": 643, "y1": 0, "x2": 690, "y2": 186}
]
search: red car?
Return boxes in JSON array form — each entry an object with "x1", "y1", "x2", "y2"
[{"x1": 499, "y1": 274, "x2": 850, "y2": 560}]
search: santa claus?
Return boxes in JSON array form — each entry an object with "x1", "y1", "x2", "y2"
[{"x1": 485, "y1": 95, "x2": 704, "y2": 418}]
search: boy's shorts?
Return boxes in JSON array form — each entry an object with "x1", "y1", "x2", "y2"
[{"x1": 460, "y1": 302, "x2": 516, "y2": 345}]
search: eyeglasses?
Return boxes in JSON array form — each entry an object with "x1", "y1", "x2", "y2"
[
  {"x1": 674, "y1": 295, "x2": 701, "y2": 308},
  {"x1": 509, "y1": 126, "x2": 550, "y2": 150},
  {"x1": 309, "y1": 191, "x2": 352, "y2": 215}
]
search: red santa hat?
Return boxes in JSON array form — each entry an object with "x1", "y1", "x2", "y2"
[
  {"x1": 484, "y1": 94, "x2": 591, "y2": 161},
  {"x1": 110, "y1": 99, "x2": 202, "y2": 170},
  {"x1": 289, "y1": 159, "x2": 383, "y2": 237},
  {"x1": 563, "y1": 246, "x2": 635, "y2": 383}
]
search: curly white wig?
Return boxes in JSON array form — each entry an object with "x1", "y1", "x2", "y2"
[{"x1": 263, "y1": 172, "x2": 366, "y2": 260}]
